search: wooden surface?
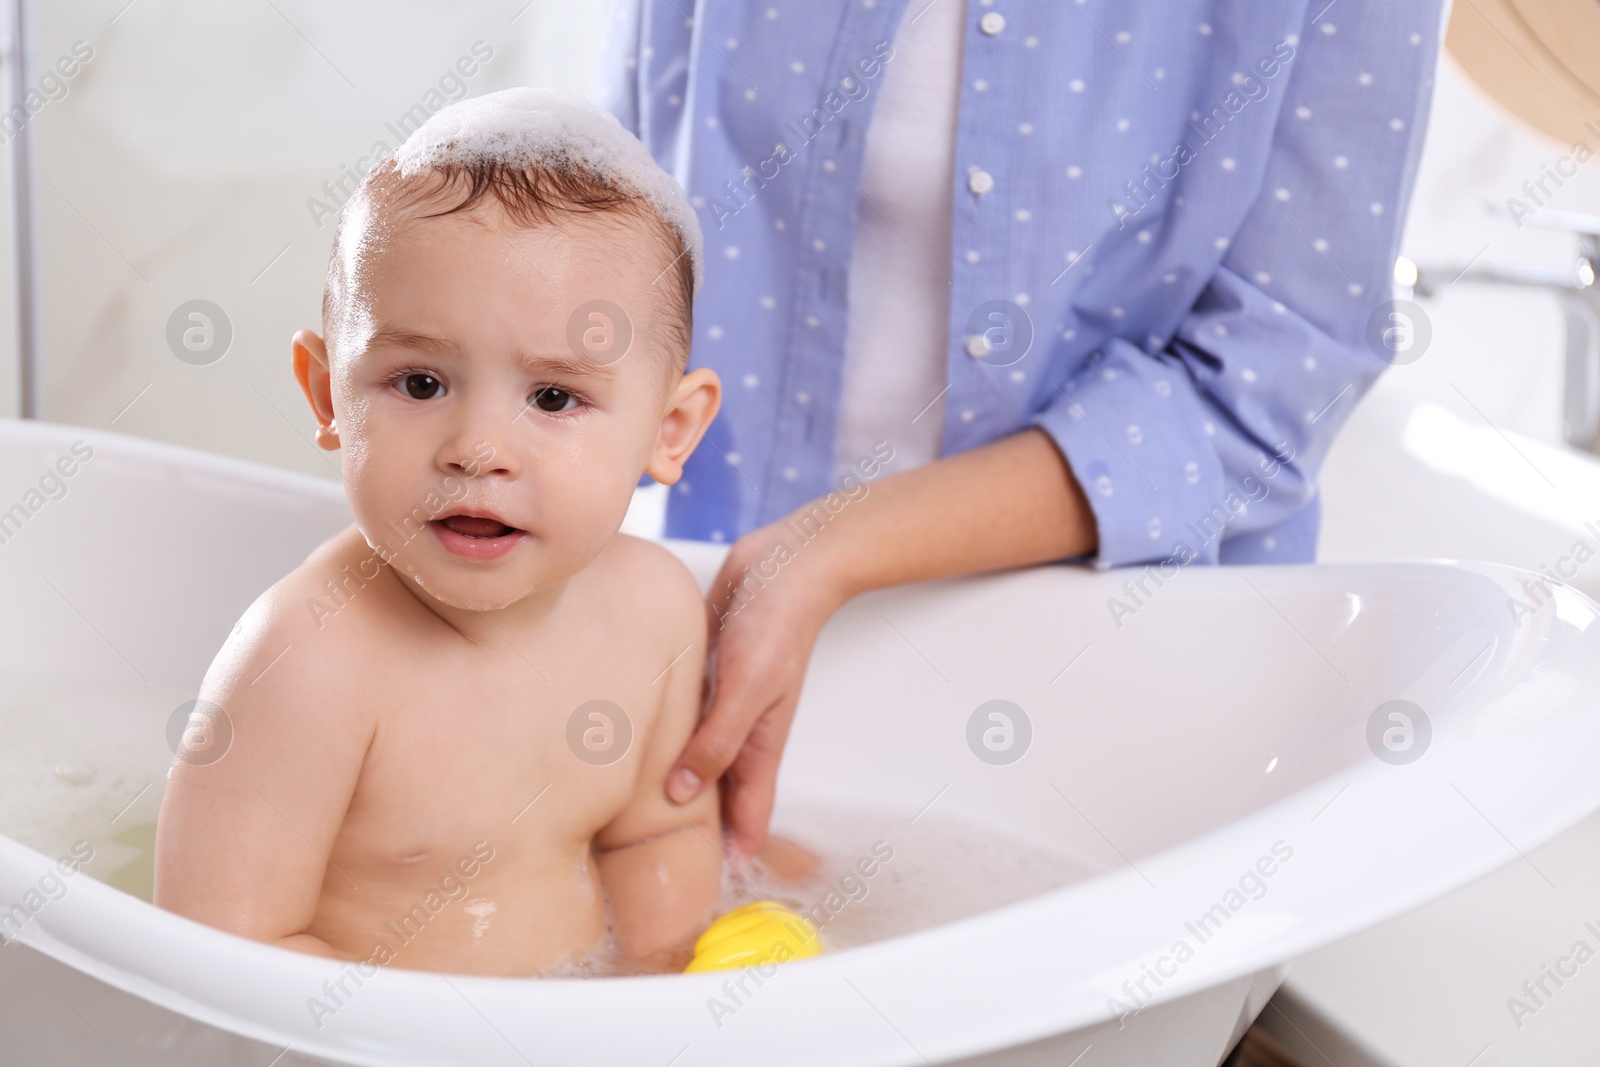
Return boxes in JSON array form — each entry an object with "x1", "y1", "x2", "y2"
[{"x1": 1446, "y1": 0, "x2": 1600, "y2": 152}]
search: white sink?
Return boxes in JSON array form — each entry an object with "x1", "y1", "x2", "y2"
[{"x1": 1258, "y1": 383, "x2": 1600, "y2": 1066}]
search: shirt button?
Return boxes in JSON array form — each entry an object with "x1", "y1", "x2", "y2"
[
  {"x1": 965, "y1": 334, "x2": 990, "y2": 358},
  {"x1": 979, "y1": 11, "x2": 1005, "y2": 34},
  {"x1": 968, "y1": 169, "x2": 995, "y2": 195}
]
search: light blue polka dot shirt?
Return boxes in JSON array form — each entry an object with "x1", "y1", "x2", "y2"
[{"x1": 596, "y1": 0, "x2": 1444, "y2": 567}]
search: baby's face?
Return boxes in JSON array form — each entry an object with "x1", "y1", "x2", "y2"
[{"x1": 308, "y1": 200, "x2": 702, "y2": 612}]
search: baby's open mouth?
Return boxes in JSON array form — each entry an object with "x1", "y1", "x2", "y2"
[
  {"x1": 439, "y1": 515, "x2": 517, "y2": 539},
  {"x1": 430, "y1": 512, "x2": 527, "y2": 561}
]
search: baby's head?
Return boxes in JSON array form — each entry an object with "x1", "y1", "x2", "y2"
[{"x1": 293, "y1": 88, "x2": 720, "y2": 611}]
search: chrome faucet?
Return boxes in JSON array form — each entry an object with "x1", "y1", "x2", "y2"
[{"x1": 1395, "y1": 206, "x2": 1600, "y2": 453}]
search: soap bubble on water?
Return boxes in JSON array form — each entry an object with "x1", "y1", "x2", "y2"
[{"x1": 536, "y1": 798, "x2": 1093, "y2": 976}]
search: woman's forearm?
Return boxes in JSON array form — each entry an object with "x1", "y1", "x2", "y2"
[
  {"x1": 806, "y1": 427, "x2": 1097, "y2": 600},
  {"x1": 687, "y1": 428, "x2": 1096, "y2": 851}
]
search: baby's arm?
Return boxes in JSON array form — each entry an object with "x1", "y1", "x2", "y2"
[
  {"x1": 153, "y1": 583, "x2": 375, "y2": 957},
  {"x1": 593, "y1": 555, "x2": 723, "y2": 969}
]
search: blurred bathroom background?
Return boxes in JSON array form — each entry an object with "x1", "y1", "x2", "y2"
[
  {"x1": 0, "y1": 1, "x2": 611, "y2": 475},
  {"x1": 0, "y1": 0, "x2": 1593, "y2": 520},
  {"x1": 4, "y1": 5, "x2": 1599, "y2": 1066}
]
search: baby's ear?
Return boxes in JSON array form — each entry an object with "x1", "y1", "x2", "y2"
[
  {"x1": 291, "y1": 329, "x2": 339, "y2": 451},
  {"x1": 647, "y1": 367, "x2": 721, "y2": 485}
]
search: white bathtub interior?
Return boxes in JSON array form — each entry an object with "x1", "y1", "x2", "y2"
[
  {"x1": 2, "y1": 418, "x2": 1600, "y2": 1067},
  {"x1": 0, "y1": 428, "x2": 1550, "y2": 903}
]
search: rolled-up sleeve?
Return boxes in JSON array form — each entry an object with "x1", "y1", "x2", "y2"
[{"x1": 1031, "y1": 0, "x2": 1443, "y2": 568}]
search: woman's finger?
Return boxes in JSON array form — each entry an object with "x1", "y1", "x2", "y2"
[
  {"x1": 666, "y1": 660, "x2": 771, "y2": 803},
  {"x1": 722, "y1": 700, "x2": 798, "y2": 862}
]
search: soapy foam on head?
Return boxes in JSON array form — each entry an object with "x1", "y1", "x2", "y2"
[
  {"x1": 391, "y1": 86, "x2": 703, "y2": 293},
  {"x1": 323, "y1": 87, "x2": 700, "y2": 371}
]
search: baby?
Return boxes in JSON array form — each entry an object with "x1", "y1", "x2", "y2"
[{"x1": 152, "y1": 88, "x2": 731, "y2": 976}]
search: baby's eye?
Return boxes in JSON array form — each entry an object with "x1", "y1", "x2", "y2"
[
  {"x1": 400, "y1": 373, "x2": 443, "y2": 400},
  {"x1": 530, "y1": 386, "x2": 578, "y2": 414}
]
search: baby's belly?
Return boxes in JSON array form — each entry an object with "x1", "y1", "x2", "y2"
[{"x1": 306, "y1": 846, "x2": 609, "y2": 977}]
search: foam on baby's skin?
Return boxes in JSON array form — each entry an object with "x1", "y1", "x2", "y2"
[
  {"x1": 463, "y1": 898, "x2": 496, "y2": 945},
  {"x1": 391, "y1": 87, "x2": 704, "y2": 294}
]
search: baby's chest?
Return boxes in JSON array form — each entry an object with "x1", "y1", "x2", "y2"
[{"x1": 336, "y1": 667, "x2": 659, "y2": 861}]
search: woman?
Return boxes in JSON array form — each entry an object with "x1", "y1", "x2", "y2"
[{"x1": 596, "y1": 0, "x2": 1444, "y2": 857}]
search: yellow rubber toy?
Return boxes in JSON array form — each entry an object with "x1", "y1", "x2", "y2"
[{"x1": 683, "y1": 901, "x2": 822, "y2": 973}]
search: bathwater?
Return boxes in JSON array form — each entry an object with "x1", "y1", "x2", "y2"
[
  {"x1": 0, "y1": 672, "x2": 179, "y2": 901},
  {"x1": 0, "y1": 673, "x2": 1098, "y2": 968},
  {"x1": 729, "y1": 798, "x2": 1096, "y2": 952}
]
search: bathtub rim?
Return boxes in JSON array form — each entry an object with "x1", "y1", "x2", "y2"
[{"x1": 5, "y1": 597, "x2": 1598, "y2": 1067}]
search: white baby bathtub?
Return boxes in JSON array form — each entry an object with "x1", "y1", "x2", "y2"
[{"x1": 2, "y1": 417, "x2": 1599, "y2": 1067}]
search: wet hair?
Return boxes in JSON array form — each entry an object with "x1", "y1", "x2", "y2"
[{"x1": 321, "y1": 155, "x2": 695, "y2": 372}]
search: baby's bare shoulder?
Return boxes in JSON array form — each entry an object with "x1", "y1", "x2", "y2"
[
  {"x1": 174, "y1": 527, "x2": 388, "y2": 796},
  {"x1": 593, "y1": 534, "x2": 707, "y2": 640},
  {"x1": 209, "y1": 526, "x2": 395, "y2": 703}
]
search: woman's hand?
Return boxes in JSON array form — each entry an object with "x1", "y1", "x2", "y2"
[
  {"x1": 663, "y1": 515, "x2": 851, "y2": 861},
  {"x1": 664, "y1": 429, "x2": 1096, "y2": 860}
]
